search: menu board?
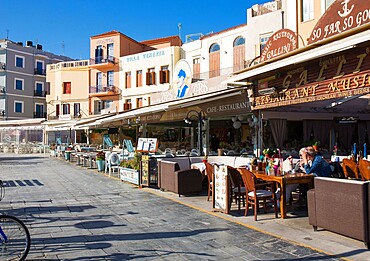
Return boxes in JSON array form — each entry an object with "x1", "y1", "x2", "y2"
[
  {"x1": 213, "y1": 164, "x2": 229, "y2": 214},
  {"x1": 136, "y1": 138, "x2": 159, "y2": 153},
  {"x1": 140, "y1": 155, "x2": 149, "y2": 187}
]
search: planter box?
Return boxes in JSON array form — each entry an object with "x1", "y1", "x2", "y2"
[{"x1": 119, "y1": 167, "x2": 140, "y2": 185}]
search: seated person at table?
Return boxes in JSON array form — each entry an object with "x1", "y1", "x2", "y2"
[
  {"x1": 293, "y1": 147, "x2": 309, "y2": 173},
  {"x1": 301, "y1": 147, "x2": 331, "y2": 177},
  {"x1": 278, "y1": 154, "x2": 298, "y2": 204}
]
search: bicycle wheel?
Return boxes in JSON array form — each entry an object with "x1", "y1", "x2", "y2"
[{"x1": 0, "y1": 215, "x2": 31, "y2": 261}]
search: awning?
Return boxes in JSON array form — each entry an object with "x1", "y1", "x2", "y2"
[
  {"x1": 225, "y1": 29, "x2": 370, "y2": 84},
  {"x1": 95, "y1": 89, "x2": 243, "y2": 126}
]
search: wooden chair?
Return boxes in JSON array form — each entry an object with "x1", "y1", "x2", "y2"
[
  {"x1": 342, "y1": 158, "x2": 360, "y2": 179},
  {"x1": 228, "y1": 166, "x2": 246, "y2": 211},
  {"x1": 237, "y1": 168, "x2": 278, "y2": 221},
  {"x1": 204, "y1": 162, "x2": 214, "y2": 201},
  {"x1": 358, "y1": 159, "x2": 370, "y2": 181}
]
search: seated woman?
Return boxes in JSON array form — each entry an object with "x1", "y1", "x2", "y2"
[{"x1": 301, "y1": 146, "x2": 331, "y2": 177}]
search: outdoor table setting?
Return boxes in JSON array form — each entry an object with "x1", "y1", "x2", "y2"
[{"x1": 251, "y1": 170, "x2": 314, "y2": 219}]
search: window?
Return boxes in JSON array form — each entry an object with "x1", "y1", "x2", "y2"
[
  {"x1": 233, "y1": 36, "x2": 245, "y2": 47},
  {"x1": 136, "y1": 97, "x2": 143, "y2": 108},
  {"x1": 125, "y1": 72, "x2": 132, "y2": 88},
  {"x1": 260, "y1": 35, "x2": 271, "y2": 55},
  {"x1": 325, "y1": 0, "x2": 335, "y2": 9},
  {"x1": 209, "y1": 43, "x2": 220, "y2": 53},
  {"x1": 62, "y1": 104, "x2": 70, "y2": 114},
  {"x1": 124, "y1": 99, "x2": 132, "y2": 111},
  {"x1": 95, "y1": 45, "x2": 103, "y2": 63},
  {"x1": 74, "y1": 103, "x2": 80, "y2": 117},
  {"x1": 15, "y1": 79, "x2": 23, "y2": 90},
  {"x1": 35, "y1": 104, "x2": 44, "y2": 118},
  {"x1": 159, "y1": 65, "x2": 169, "y2": 84},
  {"x1": 35, "y1": 82, "x2": 43, "y2": 96},
  {"x1": 107, "y1": 71, "x2": 114, "y2": 86},
  {"x1": 35, "y1": 60, "x2": 44, "y2": 75},
  {"x1": 193, "y1": 57, "x2": 200, "y2": 79},
  {"x1": 136, "y1": 70, "x2": 143, "y2": 87},
  {"x1": 105, "y1": 100, "x2": 112, "y2": 109},
  {"x1": 14, "y1": 101, "x2": 23, "y2": 113},
  {"x1": 146, "y1": 68, "x2": 156, "y2": 85},
  {"x1": 233, "y1": 36, "x2": 246, "y2": 71},
  {"x1": 302, "y1": 0, "x2": 314, "y2": 22},
  {"x1": 63, "y1": 82, "x2": 71, "y2": 94},
  {"x1": 107, "y1": 43, "x2": 114, "y2": 61},
  {"x1": 15, "y1": 56, "x2": 24, "y2": 68},
  {"x1": 56, "y1": 104, "x2": 60, "y2": 116}
]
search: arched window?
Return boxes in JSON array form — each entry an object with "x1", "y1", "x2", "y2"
[
  {"x1": 209, "y1": 43, "x2": 220, "y2": 53},
  {"x1": 233, "y1": 36, "x2": 245, "y2": 47}
]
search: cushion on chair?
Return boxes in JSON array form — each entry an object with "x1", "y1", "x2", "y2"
[
  {"x1": 248, "y1": 190, "x2": 273, "y2": 198},
  {"x1": 109, "y1": 153, "x2": 120, "y2": 165}
]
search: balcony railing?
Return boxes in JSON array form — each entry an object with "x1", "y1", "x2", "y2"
[
  {"x1": 89, "y1": 55, "x2": 119, "y2": 66},
  {"x1": 34, "y1": 112, "x2": 47, "y2": 118},
  {"x1": 49, "y1": 60, "x2": 90, "y2": 71},
  {"x1": 0, "y1": 62, "x2": 5, "y2": 70},
  {"x1": 34, "y1": 90, "x2": 47, "y2": 97},
  {"x1": 89, "y1": 85, "x2": 119, "y2": 94},
  {"x1": 34, "y1": 68, "x2": 46, "y2": 76},
  {"x1": 251, "y1": 0, "x2": 282, "y2": 17}
]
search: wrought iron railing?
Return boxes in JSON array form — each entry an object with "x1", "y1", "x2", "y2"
[
  {"x1": 34, "y1": 112, "x2": 47, "y2": 118},
  {"x1": 34, "y1": 90, "x2": 47, "y2": 97},
  {"x1": 89, "y1": 85, "x2": 119, "y2": 94},
  {"x1": 34, "y1": 68, "x2": 46, "y2": 76},
  {"x1": 89, "y1": 55, "x2": 119, "y2": 66}
]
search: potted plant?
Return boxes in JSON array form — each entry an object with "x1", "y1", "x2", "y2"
[
  {"x1": 218, "y1": 141, "x2": 228, "y2": 156},
  {"x1": 312, "y1": 140, "x2": 320, "y2": 152},
  {"x1": 95, "y1": 151, "x2": 105, "y2": 172},
  {"x1": 119, "y1": 153, "x2": 142, "y2": 185}
]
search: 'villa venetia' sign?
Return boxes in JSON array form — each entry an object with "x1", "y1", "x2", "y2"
[
  {"x1": 260, "y1": 29, "x2": 297, "y2": 63},
  {"x1": 308, "y1": 0, "x2": 370, "y2": 45}
]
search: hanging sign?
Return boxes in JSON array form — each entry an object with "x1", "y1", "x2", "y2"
[
  {"x1": 308, "y1": 0, "x2": 370, "y2": 45},
  {"x1": 260, "y1": 29, "x2": 298, "y2": 63}
]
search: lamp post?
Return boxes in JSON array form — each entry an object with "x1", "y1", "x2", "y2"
[{"x1": 184, "y1": 110, "x2": 206, "y2": 156}]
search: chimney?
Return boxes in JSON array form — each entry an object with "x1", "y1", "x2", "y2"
[{"x1": 26, "y1": 41, "x2": 33, "y2": 47}]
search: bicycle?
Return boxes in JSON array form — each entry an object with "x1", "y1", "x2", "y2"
[{"x1": 0, "y1": 180, "x2": 31, "y2": 260}]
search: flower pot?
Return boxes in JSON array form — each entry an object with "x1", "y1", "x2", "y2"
[
  {"x1": 313, "y1": 145, "x2": 319, "y2": 152},
  {"x1": 96, "y1": 160, "x2": 105, "y2": 172},
  {"x1": 202, "y1": 159, "x2": 208, "y2": 163},
  {"x1": 217, "y1": 149, "x2": 224, "y2": 156}
]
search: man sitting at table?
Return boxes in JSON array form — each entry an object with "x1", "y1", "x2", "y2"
[{"x1": 301, "y1": 146, "x2": 331, "y2": 177}]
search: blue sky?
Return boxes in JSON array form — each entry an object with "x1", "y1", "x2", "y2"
[{"x1": 2, "y1": 0, "x2": 267, "y2": 60}]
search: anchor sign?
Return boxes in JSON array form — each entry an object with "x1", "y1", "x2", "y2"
[{"x1": 338, "y1": 0, "x2": 354, "y2": 18}]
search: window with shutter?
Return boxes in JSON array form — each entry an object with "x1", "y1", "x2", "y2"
[
  {"x1": 136, "y1": 70, "x2": 142, "y2": 87},
  {"x1": 56, "y1": 104, "x2": 60, "y2": 116}
]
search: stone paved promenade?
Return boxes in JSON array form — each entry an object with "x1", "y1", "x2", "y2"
[{"x1": 0, "y1": 154, "x2": 358, "y2": 260}]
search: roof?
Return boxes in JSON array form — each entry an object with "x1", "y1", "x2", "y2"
[
  {"x1": 140, "y1": 35, "x2": 182, "y2": 46},
  {"x1": 200, "y1": 23, "x2": 247, "y2": 40}
]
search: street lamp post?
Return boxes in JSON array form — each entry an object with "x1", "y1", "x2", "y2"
[{"x1": 184, "y1": 110, "x2": 206, "y2": 156}]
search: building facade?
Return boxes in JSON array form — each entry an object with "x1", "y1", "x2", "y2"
[{"x1": 0, "y1": 39, "x2": 72, "y2": 121}]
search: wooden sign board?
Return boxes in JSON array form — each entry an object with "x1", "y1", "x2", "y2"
[
  {"x1": 308, "y1": 0, "x2": 370, "y2": 45},
  {"x1": 213, "y1": 164, "x2": 230, "y2": 214},
  {"x1": 260, "y1": 29, "x2": 297, "y2": 63}
]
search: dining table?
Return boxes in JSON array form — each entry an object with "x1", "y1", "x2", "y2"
[{"x1": 251, "y1": 170, "x2": 314, "y2": 219}]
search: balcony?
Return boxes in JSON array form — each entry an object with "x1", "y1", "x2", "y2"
[
  {"x1": 34, "y1": 90, "x2": 47, "y2": 97},
  {"x1": 89, "y1": 55, "x2": 118, "y2": 69},
  {"x1": 251, "y1": 0, "x2": 281, "y2": 17},
  {"x1": 0, "y1": 62, "x2": 5, "y2": 70},
  {"x1": 34, "y1": 112, "x2": 47, "y2": 118},
  {"x1": 49, "y1": 60, "x2": 90, "y2": 71},
  {"x1": 89, "y1": 85, "x2": 120, "y2": 96},
  {"x1": 34, "y1": 68, "x2": 46, "y2": 76}
]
